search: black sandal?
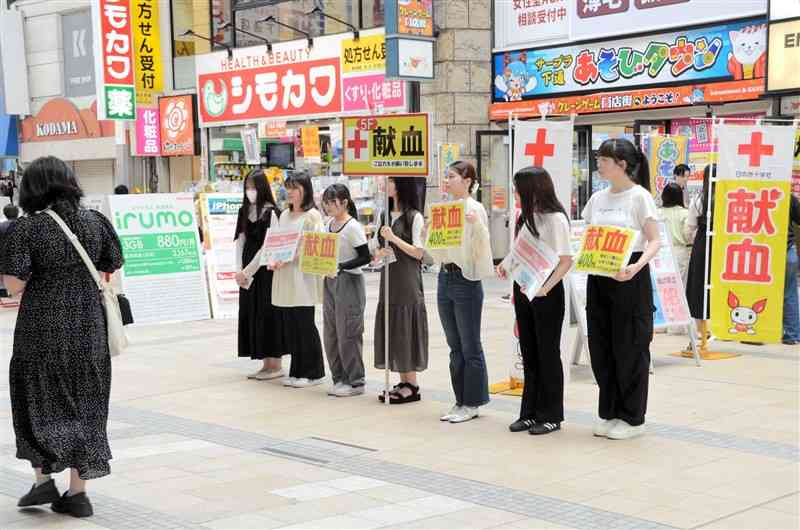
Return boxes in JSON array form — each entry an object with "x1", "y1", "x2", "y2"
[
  {"x1": 389, "y1": 382, "x2": 421, "y2": 404},
  {"x1": 378, "y1": 383, "x2": 402, "y2": 403}
]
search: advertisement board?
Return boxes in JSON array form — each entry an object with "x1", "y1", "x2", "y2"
[
  {"x1": 342, "y1": 113, "x2": 429, "y2": 176},
  {"x1": 92, "y1": 0, "x2": 136, "y2": 120}
]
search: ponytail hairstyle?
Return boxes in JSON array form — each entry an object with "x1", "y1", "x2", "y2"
[
  {"x1": 597, "y1": 138, "x2": 650, "y2": 192},
  {"x1": 701, "y1": 163, "x2": 716, "y2": 220},
  {"x1": 513, "y1": 166, "x2": 568, "y2": 238},
  {"x1": 322, "y1": 183, "x2": 358, "y2": 219},
  {"x1": 447, "y1": 160, "x2": 478, "y2": 193}
]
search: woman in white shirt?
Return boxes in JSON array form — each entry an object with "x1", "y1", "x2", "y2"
[
  {"x1": 374, "y1": 177, "x2": 429, "y2": 404},
  {"x1": 427, "y1": 161, "x2": 493, "y2": 423},
  {"x1": 321, "y1": 184, "x2": 370, "y2": 397},
  {"x1": 234, "y1": 170, "x2": 282, "y2": 380},
  {"x1": 497, "y1": 166, "x2": 574, "y2": 435},
  {"x1": 582, "y1": 139, "x2": 661, "y2": 440},
  {"x1": 270, "y1": 173, "x2": 325, "y2": 388}
]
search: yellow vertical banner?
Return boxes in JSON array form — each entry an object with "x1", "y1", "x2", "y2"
[
  {"x1": 300, "y1": 232, "x2": 339, "y2": 276},
  {"x1": 646, "y1": 135, "x2": 689, "y2": 197},
  {"x1": 132, "y1": 0, "x2": 163, "y2": 105},
  {"x1": 301, "y1": 126, "x2": 321, "y2": 160},
  {"x1": 425, "y1": 201, "x2": 465, "y2": 249},
  {"x1": 710, "y1": 125, "x2": 797, "y2": 343}
]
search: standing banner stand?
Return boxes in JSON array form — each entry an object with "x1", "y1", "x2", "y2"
[
  {"x1": 108, "y1": 193, "x2": 211, "y2": 325},
  {"x1": 342, "y1": 113, "x2": 431, "y2": 406},
  {"x1": 491, "y1": 114, "x2": 574, "y2": 395},
  {"x1": 200, "y1": 193, "x2": 242, "y2": 319},
  {"x1": 702, "y1": 118, "x2": 798, "y2": 353}
]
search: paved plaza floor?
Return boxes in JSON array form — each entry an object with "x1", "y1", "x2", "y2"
[{"x1": 1, "y1": 275, "x2": 798, "y2": 530}]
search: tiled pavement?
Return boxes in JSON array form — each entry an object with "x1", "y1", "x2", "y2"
[{"x1": 0, "y1": 276, "x2": 798, "y2": 530}]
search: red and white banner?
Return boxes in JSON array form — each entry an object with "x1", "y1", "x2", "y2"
[
  {"x1": 195, "y1": 28, "x2": 406, "y2": 127},
  {"x1": 92, "y1": 0, "x2": 136, "y2": 121},
  {"x1": 512, "y1": 119, "x2": 573, "y2": 210}
]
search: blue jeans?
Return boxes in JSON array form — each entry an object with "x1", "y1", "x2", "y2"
[
  {"x1": 783, "y1": 245, "x2": 800, "y2": 342},
  {"x1": 437, "y1": 269, "x2": 490, "y2": 407}
]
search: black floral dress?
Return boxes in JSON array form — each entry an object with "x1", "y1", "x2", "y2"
[{"x1": 0, "y1": 207, "x2": 123, "y2": 479}]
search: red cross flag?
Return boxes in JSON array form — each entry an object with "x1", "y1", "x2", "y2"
[
  {"x1": 710, "y1": 123, "x2": 797, "y2": 343},
  {"x1": 512, "y1": 120, "x2": 573, "y2": 210}
]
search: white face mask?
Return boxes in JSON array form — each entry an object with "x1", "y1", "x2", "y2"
[{"x1": 246, "y1": 190, "x2": 258, "y2": 203}]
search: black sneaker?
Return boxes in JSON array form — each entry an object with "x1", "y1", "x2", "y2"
[
  {"x1": 18, "y1": 479, "x2": 60, "y2": 507},
  {"x1": 509, "y1": 418, "x2": 534, "y2": 432},
  {"x1": 529, "y1": 422, "x2": 561, "y2": 435},
  {"x1": 51, "y1": 492, "x2": 93, "y2": 518}
]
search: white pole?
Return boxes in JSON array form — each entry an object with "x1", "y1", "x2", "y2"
[
  {"x1": 702, "y1": 117, "x2": 719, "y2": 340},
  {"x1": 384, "y1": 177, "x2": 390, "y2": 406}
]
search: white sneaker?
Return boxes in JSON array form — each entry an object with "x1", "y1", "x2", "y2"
[
  {"x1": 255, "y1": 369, "x2": 284, "y2": 381},
  {"x1": 440, "y1": 404, "x2": 462, "y2": 422},
  {"x1": 449, "y1": 406, "x2": 479, "y2": 423},
  {"x1": 334, "y1": 384, "x2": 365, "y2": 397},
  {"x1": 607, "y1": 420, "x2": 645, "y2": 440},
  {"x1": 283, "y1": 377, "x2": 298, "y2": 387},
  {"x1": 593, "y1": 419, "x2": 618, "y2": 437},
  {"x1": 292, "y1": 378, "x2": 324, "y2": 388},
  {"x1": 328, "y1": 382, "x2": 344, "y2": 396}
]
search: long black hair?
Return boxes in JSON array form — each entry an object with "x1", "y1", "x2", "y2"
[
  {"x1": 597, "y1": 138, "x2": 650, "y2": 192},
  {"x1": 235, "y1": 169, "x2": 278, "y2": 240},
  {"x1": 284, "y1": 171, "x2": 316, "y2": 212},
  {"x1": 322, "y1": 183, "x2": 358, "y2": 219},
  {"x1": 700, "y1": 163, "x2": 716, "y2": 221},
  {"x1": 388, "y1": 177, "x2": 423, "y2": 214},
  {"x1": 661, "y1": 182, "x2": 685, "y2": 208},
  {"x1": 513, "y1": 166, "x2": 568, "y2": 238},
  {"x1": 19, "y1": 156, "x2": 83, "y2": 216}
]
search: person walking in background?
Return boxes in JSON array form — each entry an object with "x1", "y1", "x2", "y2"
[
  {"x1": 582, "y1": 139, "x2": 661, "y2": 440},
  {"x1": 497, "y1": 167, "x2": 573, "y2": 435},
  {"x1": 673, "y1": 163, "x2": 691, "y2": 207},
  {"x1": 0, "y1": 203, "x2": 20, "y2": 298},
  {"x1": 270, "y1": 172, "x2": 325, "y2": 388},
  {"x1": 373, "y1": 177, "x2": 429, "y2": 404},
  {"x1": 0, "y1": 157, "x2": 124, "y2": 517},
  {"x1": 685, "y1": 165, "x2": 715, "y2": 343},
  {"x1": 321, "y1": 184, "x2": 370, "y2": 397},
  {"x1": 235, "y1": 169, "x2": 283, "y2": 380},
  {"x1": 658, "y1": 182, "x2": 691, "y2": 335},
  {"x1": 427, "y1": 161, "x2": 493, "y2": 424},
  {"x1": 782, "y1": 194, "x2": 800, "y2": 345}
]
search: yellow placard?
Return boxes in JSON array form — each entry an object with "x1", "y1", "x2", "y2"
[
  {"x1": 301, "y1": 126, "x2": 321, "y2": 159},
  {"x1": 574, "y1": 225, "x2": 636, "y2": 277},
  {"x1": 710, "y1": 180, "x2": 790, "y2": 343},
  {"x1": 342, "y1": 113, "x2": 429, "y2": 176},
  {"x1": 341, "y1": 34, "x2": 386, "y2": 74},
  {"x1": 300, "y1": 232, "x2": 339, "y2": 277},
  {"x1": 132, "y1": 0, "x2": 163, "y2": 105},
  {"x1": 426, "y1": 201, "x2": 465, "y2": 250}
]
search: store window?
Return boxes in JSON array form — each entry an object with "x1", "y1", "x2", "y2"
[{"x1": 171, "y1": 0, "x2": 212, "y2": 89}]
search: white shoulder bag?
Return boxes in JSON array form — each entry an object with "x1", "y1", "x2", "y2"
[{"x1": 44, "y1": 209, "x2": 128, "y2": 356}]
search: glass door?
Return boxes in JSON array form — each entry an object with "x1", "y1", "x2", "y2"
[{"x1": 476, "y1": 130, "x2": 511, "y2": 260}]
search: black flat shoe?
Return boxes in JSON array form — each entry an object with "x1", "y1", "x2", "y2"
[
  {"x1": 18, "y1": 479, "x2": 60, "y2": 507},
  {"x1": 51, "y1": 492, "x2": 93, "y2": 518},
  {"x1": 529, "y1": 422, "x2": 561, "y2": 435},
  {"x1": 509, "y1": 419, "x2": 534, "y2": 432}
]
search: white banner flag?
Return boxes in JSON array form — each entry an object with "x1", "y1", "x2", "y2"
[
  {"x1": 513, "y1": 119, "x2": 573, "y2": 210},
  {"x1": 716, "y1": 124, "x2": 795, "y2": 182}
]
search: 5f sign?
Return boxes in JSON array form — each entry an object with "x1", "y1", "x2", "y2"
[{"x1": 92, "y1": 0, "x2": 137, "y2": 121}]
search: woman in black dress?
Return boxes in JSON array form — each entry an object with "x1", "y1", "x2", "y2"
[
  {"x1": 0, "y1": 157, "x2": 123, "y2": 518},
  {"x1": 686, "y1": 165, "x2": 715, "y2": 337},
  {"x1": 234, "y1": 169, "x2": 282, "y2": 379}
]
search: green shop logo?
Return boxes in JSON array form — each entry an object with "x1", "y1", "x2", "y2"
[
  {"x1": 203, "y1": 79, "x2": 228, "y2": 117},
  {"x1": 115, "y1": 210, "x2": 195, "y2": 230}
]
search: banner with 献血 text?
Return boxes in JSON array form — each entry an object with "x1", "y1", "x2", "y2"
[
  {"x1": 574, "y1": 225, "x2": 636, "y2": 278},
  {"x1": 300, "y1": 232, "x2": 339, "y2": 277},
  {"x1": 109, "y1": 193, "x2": 210, "y2": 324},
  {"x1": 200, "y1": 194, "x2": 241, "y2": 319},
  {"x1": 342, "y1": 113, "x2": 429, "y2": 176},
  {"x1": 710, "y1": 124, "x2": 796, "y2": 343},
  {"x1": 425, "y1": 201, "x2": 464, "y2": 250}
]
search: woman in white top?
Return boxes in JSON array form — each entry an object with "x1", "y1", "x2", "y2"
[
  {"x1": 428, "y1": 161, "x2": 494, "y2": 424},
  {"x1": 497, "y1": 166, "x2": 574, "y2": 435},
  {"x1": 582, "y1": 138, "x2": 661, "y2": 440},
  {"x1": 321, "y1": 184, "x2": 370, "y2": 397},
  {"x1": 373, "y1": 177, "x2": 429, "y2": 404},
  {"x1": 657, "y1": 182, "x2": 690, "y2": 335},
  {"x1": 234, "y1": 170, "x2": 282, "y2": 380},
  {"x1": 269, "y1": 173, "x2": 325, "y2": 388}
]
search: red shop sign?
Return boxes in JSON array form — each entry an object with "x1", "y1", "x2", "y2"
[{"x1": 197, "y1": 57, "x2": 342, "y2": 126}]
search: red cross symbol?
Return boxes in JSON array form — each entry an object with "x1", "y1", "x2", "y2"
[
  {"x1": 347, "y1": 128, "x2": 368, "y2": 159},
  {"x1": 737, "y1": 131, "x2": 774, "y2": 168},
  {"x1": 524, "y1": 128, "x2": 555, "y2": 167}
]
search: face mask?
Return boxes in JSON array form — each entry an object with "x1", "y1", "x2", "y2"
[{"x1": 246, "y1": 190, "x2": 258, "y2": 203}]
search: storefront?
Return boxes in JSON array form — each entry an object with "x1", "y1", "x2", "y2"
[
  {"x1": 194, "y1": 26, "x2": 411, "y2": 233},
  {"x1": 489, "y1": 1, "x2": 771, "y2": 220}
]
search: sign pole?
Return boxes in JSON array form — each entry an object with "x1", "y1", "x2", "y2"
[{"x1": 384, "y1": 177, "x2": 391, "y2": 406}]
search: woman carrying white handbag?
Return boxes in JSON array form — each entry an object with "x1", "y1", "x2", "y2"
[{"x1": 0, "y1": 157, "x2": 124, "y2": 518}]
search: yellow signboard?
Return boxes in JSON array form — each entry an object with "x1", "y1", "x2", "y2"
[
  {"x1": 710, "y1": 180, "x2": 790, "y2": 343},
  {"x1": 438, "y1": 143, "x2": 460, "y2": 184},
  {"x1": 574, "y1": 225, "x2": 636, "y2": 277},
  {"x1": 342, "y1": 34, "x2": 386, "y2": 74},
  {"x1": 426, "y1": 201, "x2": 465, "y2": 250},
  {"x1": 342, "y1": 113, "x2": 429, "y2": 176},
  {"x1": 132, "y1": 0, "x2": 163, "y2": 105},
  {"x1": 301, "y1": 126, "x2": 321, "y2": 159},
  {"x1": 300, "y1": 232, "x2": 339, "y2": 277}
]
